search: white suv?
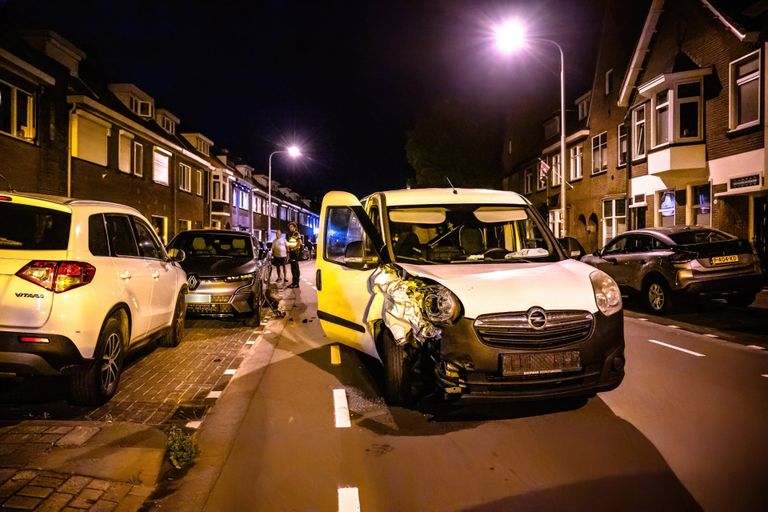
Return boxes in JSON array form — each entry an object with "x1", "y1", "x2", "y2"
[
  {"x1": 316, "y1": 188, "x2": 625, "y2": 404},
  {"x1": 0, "y1": 193, "x2": 187, "y2": 405}
]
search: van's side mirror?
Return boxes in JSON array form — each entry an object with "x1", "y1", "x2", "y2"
[{"x1": 344, "y1": 240, "x2": 379, "y2": 270}]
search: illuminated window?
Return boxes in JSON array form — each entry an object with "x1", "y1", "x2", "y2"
[
  {"x1": 602, "y1": 198, "x2": 626, "y2": 245},
  {"x1": 152, "y1": 147, "x2": 170, "y2": 186},
  {"x1": 178, "y1": 163, "x2": 191, "y2": 192},
  {"x1": 72, "y1": 112, "x2": 110, "y2": 166},
  {"x1": 729, "y1": 50, "x2": 760, "y2": 130},
  {"x1": 0, "y1": 80, "x2": 35, "y2": 141},
  {"x1": 195, "y1": 170, "x2": 203, "y2": 196},
  {"x1": 658, "y1": 190, "x2": 675, "y2": 227},
  {"x1": 118, "y1": 131, "x2": 133, "y2": 173},
  {"x1": 692, "y1": 184, "x2": 711, "y2": 226},
  {"x1": 570, "y1": 145, "x2": 583, "y2": 180},
  {"x1": 133, "y1": 142, "x2": 143, "y2": 177},
  {"x1": 675, "y1": 81, "x2": 702, "y2": 140}
]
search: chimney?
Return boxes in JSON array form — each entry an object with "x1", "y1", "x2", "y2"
[{"x1": 20, "y1": 30, "x2": 86, "y2": 77}]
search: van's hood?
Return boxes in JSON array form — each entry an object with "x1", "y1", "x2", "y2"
[{"x1": 398, "y1": 259, "x2": 599, "y2": 318}]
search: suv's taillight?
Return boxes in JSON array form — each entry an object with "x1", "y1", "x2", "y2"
[
  {"x1": 16, "y1": 261, "x2": 96, "y2": 293},
  {"x1": 669, "y1": 251, "x2": 697, "y2": 264}
]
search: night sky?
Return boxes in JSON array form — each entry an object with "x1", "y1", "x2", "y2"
[{"x1": 2, "y1": 0, "x2": 601, "y2": 200}]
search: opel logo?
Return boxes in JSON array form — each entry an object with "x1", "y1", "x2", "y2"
[
  {"x1": 187, "y1": 274, "x2": 199, "y2": 291},
  {"x1": 527, "y1": 307, "x2": 547, "y2": 330}
]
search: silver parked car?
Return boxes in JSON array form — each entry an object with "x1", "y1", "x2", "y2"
[{"x1": 581, "y1": 226, "x2": 763, "y2": 314}]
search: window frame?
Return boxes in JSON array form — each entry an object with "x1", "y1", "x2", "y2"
[
  {"x1": 152, "y1": 147, "x2": 171, "y2": 186},
  {"x1": 605, "y1": 69, "x2": 614, "y2": 96},
  {"x1": 523, "y1": 166, "x2": 534, "y2": 194},
  {"x1": 674, "y1": 80, "x2": 703, "y2": 142},
  {"x1": 195, "y1": 170, "x2": 203, "y2": 196},
  {"x1": 617, "y1": 124, "x2": 628, "y2": 166},
  {"x1": 133, "y1": 142, "x2": 144, "y2": 177},
  {"x1": 601, "y1": 198, "x2": 627, "y2": 246},
  {"x1": 652, "y1": 89, "x2": 670, "y2": 148},
  {"x1": 118, "y1": 130, "x2": 134, "y2": 174},
  {"x1": 569, "y1": 144, "x2": 583, "y2": 181},
  {"x1": 729, "y1": 49, "x2": 761, "y2": 131},
  {"x1": 178, "y1": 162, "x2": 192, "y2": 193},
  {"x1": 632, "y1": 104, "x2": 646, "y2": 160},
  {"x1": 591, "y1": 131, "x2": 608, "y2": 175},
  {"x1": 0, "y1": 79, "x2": 36, "y2": 142},
  {"x1": 551, "y1": 153, "x2": 561, "y2": 187}
]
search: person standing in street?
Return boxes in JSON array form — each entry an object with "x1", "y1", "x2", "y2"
[
  {"x1": 271, "y1": 230, "x2": 288, "y2": 283},
  {"x1": 286, "y1": 222, "x2": 303, "y2": 289}
]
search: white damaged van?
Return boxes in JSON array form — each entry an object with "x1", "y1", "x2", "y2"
[{"x1": 315, "y1": 188, "x2": 625, "y2": 404}]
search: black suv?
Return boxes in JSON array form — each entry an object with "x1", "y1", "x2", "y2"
[{"x1": 167, "y1": 230, "x2": 264, "y2": 326}]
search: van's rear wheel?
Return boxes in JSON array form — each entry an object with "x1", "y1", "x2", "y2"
[
  {"x1": 70, "y1": 315, "x2": 125, "y2": 405},
  {"x1": 382, "y1": 329, "x2": 411, "y2": 406}
]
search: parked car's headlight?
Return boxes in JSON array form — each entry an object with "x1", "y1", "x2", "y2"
[
  {"x1": 421, "y1": 284, "x2": 461, "y2": 325},
  {"x1": 225, "y1": 272, "x2": 255, "y2": 282},
  {"x1": 590, "y1": 270, "x2": 622, "y2": 316}
]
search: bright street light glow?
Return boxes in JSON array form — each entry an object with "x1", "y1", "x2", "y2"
[
  {"x1": 288, "y1": 145, "x2": 302, "y2": 158},
  {"x1": 494, "y1": 19, "x2": 527, "y2": 54}
]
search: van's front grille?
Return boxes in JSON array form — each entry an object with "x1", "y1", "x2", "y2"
[
  {"x1": 187, "y1": 304, "x2": 236, "y2": 315},
  {"x1": 474, "y1": 310, "x2": 593, "y2": 349}
]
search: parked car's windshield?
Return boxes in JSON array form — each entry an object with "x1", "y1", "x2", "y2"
[
  {"x1": 386, "y1": 203, "x2": 562, "y2": 264},
  {"x1": 169, "y1": 233, "x2": 253, "y2": 258},
  {"x1": 668, "y1": 229, "x2": 733, "y2": 245},
  {"x1": 0, "y1": 203, "x2": 71, "y2": 250}
]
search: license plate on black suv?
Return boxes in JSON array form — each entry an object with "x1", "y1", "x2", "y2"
[
  {"x1": 501, "y1": 351, "x2": 581, "y2": 376},
  {"x1": 711, "y1": 255, "x2": 738, "y2": 265}
]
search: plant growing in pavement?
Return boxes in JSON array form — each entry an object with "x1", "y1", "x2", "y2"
[{"x1": 166, "y1": 427, "x2": 200, "y2": 469}]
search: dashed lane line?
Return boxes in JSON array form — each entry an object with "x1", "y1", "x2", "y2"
[
  {"x1": 333, "y1": 388, "x2": 351, "y2": 428},
  {"x1": 648, "y1": 339, "x2": 706, "y2": 357},
  {"x1": 747, "y1": 345, "x2": 766, "y2": 351},
  {"x1": 206, "y1": 391, "x2": 222, "y2": 399},
  {"x1": 762, "y1": 374, "x2": 768, "y2": 379},
  {"x1": 224, "y1": 368, "x2": 237, "y2": 376},
  {"x1": 330, "y1": 345, "x2": 341, "y2": 365},
  {"x1": 338, "y1": 487, "x2": 361, "y2": 512}
]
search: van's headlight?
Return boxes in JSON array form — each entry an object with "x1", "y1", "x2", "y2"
[
  {"x1": 590, "y1": 270, "x2": 622, "y2": 316},
  {"x1": 421, "y1": 284, "x2": 461, "y2": 325}
]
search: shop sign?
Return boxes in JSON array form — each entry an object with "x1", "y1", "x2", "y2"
[{"x1": 730, "y1": 174, "x2": 760, "y2": 189}]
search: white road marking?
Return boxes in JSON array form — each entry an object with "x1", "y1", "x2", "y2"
[
  {"x1": 762, "y1": 374, "x2": 768, "y2": 379},
  {"x1": 185, "y1": 420, "x2": 202, "y2": 429},
  {"x1": 333, "y1": 388, "x2": 351, "y2": 428},
  {"x1": 704, "y1": 333, "x2": 719, "y2": 338},
  {"x1": 637, "y1": 317, "x2": 648, "y2": 321},
  {"x1": 747, "y1": 345, "x2": 766, "y2": 351},
  {"x1": 648, "y1": 339, "x2": 705, "y2": 357},
  {"x1": 338, "y1": 487, "x2": 360, "y2": 512},
  {"x1": 224, "y1": 368, "x2": 237, "y2": 376},
  {"x1": 206, "y1": 391, "x2": 222, "y2": 399},
  {"x1": 668, "y1": 325, "x2": 680, "y2": 329}
]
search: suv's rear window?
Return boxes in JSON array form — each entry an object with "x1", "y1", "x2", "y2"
[
  {"x1": 0, "y1": 202, "x2": 71, "y2": 250},
  {"x1": 668, "y1": 229, "x2": 733, "y2": 245}
]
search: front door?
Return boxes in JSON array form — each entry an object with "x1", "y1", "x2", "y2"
[
  {"x1": 316, "y1": 192, "x2": 386, "y2": 359},
  {"x1": 131, "y1": 217, "x2": 178, "y2": 332},
  {"x1": 754, "y1": 195, "x2": 767, "y2": 275}
]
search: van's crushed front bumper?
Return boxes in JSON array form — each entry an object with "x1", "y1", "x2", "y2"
[{"x1": 434, "y1": 310, "x2": 625, "y2": 400}]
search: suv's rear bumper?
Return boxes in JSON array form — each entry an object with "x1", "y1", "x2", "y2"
[
  {"x1": 435, "y1": 311, "x2": 625, "y2": 400},
  {"x1": 678, "y1": 271, "x2": 764, "y2": 297},
  {"x1": 0, "y1": 331, "x2": 85, "y2": 377}
]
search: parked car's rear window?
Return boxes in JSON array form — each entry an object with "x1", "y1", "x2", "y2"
[
  {"x1": 668, "y1": 229, "x2": 733, "y2": 245},
  {"x1": 0, "y1": 202, "x2": 71, "y2": 250}
]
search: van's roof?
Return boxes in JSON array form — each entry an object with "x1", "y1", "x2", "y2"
[
  {"x1": 2, "y1": 192, "x2": 142, "y2": 215},
  {"x1": 372, "y1": 188, "x2": 530, "y2": 207}
]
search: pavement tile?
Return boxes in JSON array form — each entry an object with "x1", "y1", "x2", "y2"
[
  {"x1": 13, "y1": 425, "x2": 49, "y2": 434},
  {"x1": 0, "y1": 470, "x2": 15, "y2": 487},
  {"x1": 30, "y1": 476, "x2": 66, "y2": 488},
  {"x1": 100, "y1": 483, "x2": 130, "y2": 503},
  {"x1": 56, "y1": 427, "x2": 100, "y2": 448},
  {"x1": 0, "y1": 434, "x2": 30, "y2": 444},
  {"x1": 18, "y1": 485, "x2": 55, "y2": 499},
  {"x1": 37, "y1": 492, "x2": 74, "y2": 512},
  {"x1": 1, "y1": 495, "x2": 42, "y2": 510},
  {"x1": 0, "y1": 478, "x2": 28, "y2": 499},
  {"x1": 59, "y1": 476, "x2": 91, "y2": 495},
  {"x1": 9, "y1": 471, "x2": 37, "y2": 482},
  {"x1": 0, "y1": 445, "x2": 17, "y2": 457},
  {"x1": 85, "y1": 480, "x2": 110, "y2": 492},
  {"x1": 37, "y1": 434, "x2": 65, "y2": 444},
  {"x1": 45, "y1": 426, "x2": 74, "y2": 435},
  {"x1": 69, "y1": 488, "x2": 103, "y2": 509},
  {"x1": 89, "y1": 500, "x2": 117, "y2": 512}
]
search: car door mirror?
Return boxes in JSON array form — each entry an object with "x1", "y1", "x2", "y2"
[
  {"x1": 167, "y1": 248, "x2": 185, "y2": 263},
  {"x1": 593, "y1": 250, "x2": 602, "y2": 257},
  {"x1": 344, "y1": 240, "x2": 379, "y2": 270}
]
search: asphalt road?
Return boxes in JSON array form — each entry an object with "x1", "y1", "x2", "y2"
[{"x1": 196, "y1": 265, "x2": 768, "y2": 512}]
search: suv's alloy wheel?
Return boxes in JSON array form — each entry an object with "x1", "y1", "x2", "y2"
[{"x1": 70, "y1": 314, "x2": 125, "y2": 405}]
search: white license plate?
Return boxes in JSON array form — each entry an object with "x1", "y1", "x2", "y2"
[
  {"x1": 711, "y1": 255, "x2": 739, "y2": 265},
  {"x1": 501, "y1": 351, "x2": 581, "y2": 377},
  {"x1": 185, "y1": 293, "x2": 212, "y2": 304}
]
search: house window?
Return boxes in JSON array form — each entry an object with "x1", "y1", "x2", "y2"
[
  {"x1": 212, "y1": 173, "x2": 229, "y2": 202},
  {"x1": 178, "y1": 219, "x2": 191, "y2": 233},
  {"x1": 654, "y1": 90, "x2": 670, "y2": 146},
  {"x1": 570, "y1": 145, "x2": 583, "y2": 180},
  {"x1": 195, "y1": 170, "x2": 203, "y2": 196},
  {"x1": 577, "y1": 99, "x2": 590, "y2": 120},
  {"x1": 211, "y1": 219, "x2": 221, "y2": 229},
  {"x1": 551, "y1": 153, "x2": 561, "y2": 187},
  {"x1": 152, "y1": 148, "x2": 170, "y2": 186},
  {"x1": 605, "y1": 69, "x2": 613, "y2": 95},
  {"x1": 118, "y1": 131, "x2": 133, "y2": 173},
  {"x1": 151, "y1": 216, "x2": 167, "y2": 245},
  {"x1": 548, "y1": 209, "x2": 563, "y2": 238},
  {"x1": 591, "y1": 132, "x2": 607, "y2": 174},
  {"x1": 632, "y1": 105, "x2": 646, "y2": 159},
  {"x1": 692, "y1": 184, "x2": 711, "y2": 226},
  {"x1": 602, "y1": 198, "x2": 626, "y2": 245},
  {"x1": 133, "y1": 142, "x2": 143, "y2": 177},
  {"x1": 658, "y1": 190, "x2": 675, "y2": 227},
  {"x1": 178, "y1": 163, "x2": 191, "y2": 192},
  {"x1": 72, "y1": 112, "x2": 110, "y2": 166},
  {"x1": 537, "y1": 160, "x2": 547, "y2": 191},
  {"x1": 675, "y1": 81, "x2": 702, "y2": 140},
  {"x1": 543, "y1": 117, "x2": 559, "y2": 139},
  {"x1": 617, "y1": 124, "x2": 628, "y2": 166},
  {"x1": 730, "y1": 50, "x2": 761, "y2": 130},
  {"x1": 524, "y1": 167, "x2": 534, "y2": 194},
  {"x1": 0, "y1": 80, "x2": 36, "y2": 141},
  {"x1": 161, "y1": 117, "x2": 175, "y2": 134}
]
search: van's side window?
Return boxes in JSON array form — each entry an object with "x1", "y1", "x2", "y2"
[{"x1": 324, "y1": 207, "x2": 364, "y2": 264}]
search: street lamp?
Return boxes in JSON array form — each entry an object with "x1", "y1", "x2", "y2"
[
  {"x1": 267, "y1": 145, "x2": 302, "y2": 238},
  {"x1": 494, "y1": 19, "x2": 568, "y2": 237}
]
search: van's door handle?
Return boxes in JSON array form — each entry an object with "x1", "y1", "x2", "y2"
[
  {"x1": 316, "y1": 269, "x2": 322, "y2": 291},
  {"x1": 152, "y1": 271, "x2": 160, "y2": 280},
  {"x1": 119, "y1": 271, "x2": 132, "y2": 280}
]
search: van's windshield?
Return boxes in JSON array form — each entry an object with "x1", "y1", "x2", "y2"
[{"x1": 386, "y1": 204, "x2": 562, "y2": 264}]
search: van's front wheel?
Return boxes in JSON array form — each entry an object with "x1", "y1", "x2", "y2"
[{"x1": 382, "y1": 329, "x2": 411, "y2": 406}]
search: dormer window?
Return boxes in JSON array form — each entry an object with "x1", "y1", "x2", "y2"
[
  {"x1": 160, "y1": 116, "x2": 175, "y2": 134},
  {"x1": 196, "y1": 139, "x2": 210, "y2": 156},
  {"x1": 137, "y1": 100, "x2": 152, "y2": 118},
  {"x1": 577, "y1": 98, "x2": 590, "y2": 120}
]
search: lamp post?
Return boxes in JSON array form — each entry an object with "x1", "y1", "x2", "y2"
[
  {"x1": 495, "y1": 20, "x2": 568, "y2": 237},
  {"x1": 267, "y1": 145, "x2": 301, "y2": 239}
]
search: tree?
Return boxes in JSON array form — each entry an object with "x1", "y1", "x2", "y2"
[{"x1": 406, "y1": 99, "x2": 502, "y2": 188}]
